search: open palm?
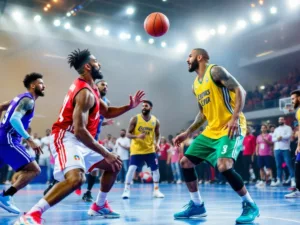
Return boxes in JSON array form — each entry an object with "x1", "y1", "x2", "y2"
[{"x1": 129, "y1": 90, "x2": 145, "y2": 109}]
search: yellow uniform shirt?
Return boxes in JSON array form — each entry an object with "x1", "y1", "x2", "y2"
[
  {"x1": 130, "y1": 114, "x2": 157, "y2": 155},
  {"x1": 193, "y1": 64, "x2": 247, "y2": 139}
]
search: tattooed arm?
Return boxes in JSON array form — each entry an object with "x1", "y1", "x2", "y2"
[
  {"x1": 154, "y1": 119, "x2": 161, "y2": 152},
  {"x1": 211, "y1": 66, "x2": 246, "y2": 138}
]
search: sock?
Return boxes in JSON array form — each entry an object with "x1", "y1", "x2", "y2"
[
  {"x1": 124, "y1": 165, "x2": 137, "y2": 190},
  {"x1": 241, "y1": 192, "x2": 254, "y2": 203},
  {"x1": 189, "y1": 191, "x2": 203, "y2": 206},
  {"x1": 3, "y1": 186, "x2": 17, "y2": 196},
  {"x1": 87, "y1": 174, "x2": 97, "y2": 192},
  {"x1": 152, "y1": 170, "x2": 160, "y2": 190},
  {"x1": 96, "y1": 191, "x2": 107, "y2": 207},
  {"x1": 28, "y1": 198, "x2": 50, "y2": 214}
]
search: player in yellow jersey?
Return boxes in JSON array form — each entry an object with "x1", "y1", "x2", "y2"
[
  {"x1": 122, "y1": 100, "x2": 164, "y2": 199},
  {"x1": 173, "y1": 48, "x2": 259, "y2": 224},
  {"x1": 285, "y1": 90, "x2": 300, "y2": 198}
]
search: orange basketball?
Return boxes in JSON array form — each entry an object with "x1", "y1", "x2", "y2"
[{"x1": 144, "y1": 12, "x2": 169, "y2": 37}]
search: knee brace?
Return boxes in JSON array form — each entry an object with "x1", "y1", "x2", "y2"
[
  {"x1": 222, "y1": 168, "x2": 244, "y2": 191},
  {"x1": 182, "y1": 168, "x2": 197, "y2": 182}
]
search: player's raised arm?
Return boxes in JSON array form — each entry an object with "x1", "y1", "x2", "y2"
[
  {"x1": 9, "y1": 97, "x2": 43, "y2": 155},
  {"x1": 211, "y1": 66, "x2": 246, "y2": 138},
  {"x1": 100, "y1": 90, "x2": 145, "y2": 119},
  {"x1": 174, "y1": 103, "x2": 206, "y2": 147}
]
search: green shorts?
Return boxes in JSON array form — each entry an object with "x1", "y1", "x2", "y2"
[{"x1": 185, "y1": 134, "x2": 244, "y2": 167}]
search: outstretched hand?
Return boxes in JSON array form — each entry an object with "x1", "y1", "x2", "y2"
[{"x1": 129, "y1": 90, "x2": 145, "y2": 109}]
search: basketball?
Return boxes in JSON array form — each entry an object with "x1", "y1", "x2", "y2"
[
  {"x1": 139, "y1": 171, "x2": 153, "y2": 183},
  {"x1": 144, "y1": 12, "x2": 169, "y2": 37}
]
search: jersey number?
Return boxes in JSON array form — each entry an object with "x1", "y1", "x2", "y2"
[
  {"x1": 221, "y1": 145, "x2": 228, "y2": 154},
  {"x1": 1, "y1": 105, "x2": 13, "y2": 124}
]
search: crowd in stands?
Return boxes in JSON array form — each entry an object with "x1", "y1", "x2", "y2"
[{"x1": 245, "y1": 68, "x2": 300, "y2": 111}]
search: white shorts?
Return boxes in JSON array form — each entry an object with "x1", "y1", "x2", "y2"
[{"x1": 50, "y1": 130, "x2": 104, "y2": 181}]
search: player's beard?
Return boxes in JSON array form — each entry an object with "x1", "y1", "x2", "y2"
[
  {"x1": 120, "y1": 133, "x2": 126, "y2": 138},
  {"x1": 35, "y1": 87, "x2": 44, "y2": 97},
  {"x1": 189, "y1": 59, "x2": 199, "y2": 72},
  {"x1": 90, "y1": 64, "x2": 103, "y2": 80},
  {"x1": 142, "y1": 109, "x2": 151, "y2": 116},
  {"x1": 293, "y1": 100, "x2": 299, "y2": 109},
  {"x1": 100, "y1": 90, "x2": 106, "y2": 98}
]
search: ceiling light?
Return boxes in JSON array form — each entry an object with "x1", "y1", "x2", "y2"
[
  {"x1": 251, "y1": 11, "x2": 263, "y2": 23},
  {"x1": 161, "y1": 41, "x2": 167, "y2": 48},
  {"x1": 237, "y1": 20, "x2": 247, "y2": 29},
  {"x1": 53, "y1": 19, "x2": 61, "y2": 27},
  {"x1": 218, "y1": 25, "x2": 227, "y2": 35},
  {"x1": 64, "y1": 22, "x2": 71, "y2": 29},
  {"x1": 34, "y1": 15, "x2": 41, "y2": 22},
  {"x1": 135, "y1": 35, "x2": 141, "y2": 42},
  {"x1": 126, "y1": 7, "x2": 135, "y2": 15},
  {"x1": 270, "y1": 6, "x2": 278, "y2": 14},
  {"x1": 149, "y1": 38, "x2": 154, "y2": 44},
  {"x1": 85, "y1": 25, "x2": 91, "y2": 32}
]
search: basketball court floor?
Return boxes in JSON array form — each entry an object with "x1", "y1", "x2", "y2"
[{"x1": 0, "y1": 183, "x2": 299, "y2": 225}]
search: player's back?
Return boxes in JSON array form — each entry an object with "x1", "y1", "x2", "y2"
[
  {"x1": 52, "y1": 78, "x2": 100, "y2": 137},
  {"x1": 130, "y1": 114, "x2": 157, "y2": 155},
  {"x1": 0, "y1": 92, "x2": 35, "y2": 143}
]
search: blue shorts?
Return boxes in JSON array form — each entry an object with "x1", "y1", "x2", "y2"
[
  {"x1": 296, "y1": 153, "x2": 300, "y2": 162},
  {"x1": 130, "y1": 153, "x2": 158, "y2": 171},
  {"x1": 0, "y1": 137, "x2": 34, "y2": 171},
  {"x1": 257, "y1": 156, "x2": 272, "y2": 169}
]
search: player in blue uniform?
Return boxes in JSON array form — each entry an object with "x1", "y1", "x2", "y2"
[{"x1": 0, "y1": 73, "x2": 45, "y2": 214}]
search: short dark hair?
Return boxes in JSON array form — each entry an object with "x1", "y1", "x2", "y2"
[
  {"x1": 269, "y1": 124, "x2": 276, "y2": 129},
  {"x1": 68, "y1": 49, "x2": 91, "y2": 74},
  {"x1": 193, "y1": 48, "x2": 210, "y2": 60},
  {"x1": 261, "y1": 124, "x2": 267, "y2": 128},
  {"x1": 143, "y1": 100, "x2": 153, "y2": 107},
  {"x1": 95, "y1": 79, "x2": 106, "y2": 85},
  {"x1": 23, "y1": 73, "x2": 43, "y2": 89},
  {"x1": 121, "y1": 129, "x2": 126, "y2": 132},
  {"x1": 291, "y1": 89, "x2": 300, "y2": 96}
]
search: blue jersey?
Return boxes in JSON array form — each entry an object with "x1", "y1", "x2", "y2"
[
  {"x1": 0, "y1": 92, "x2": 35, "y2": 143},
  {"x1": 95, "y1": 97, "x2": 108, "y2": 140}
]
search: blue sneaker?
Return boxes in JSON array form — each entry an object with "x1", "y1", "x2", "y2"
[
  {"x1": 0, "y1": 191, "x2": 20, "y2": 214},
  {"x1": 174, "y1": 200, "x2": 207, "y2": 219},
  {"x1": 236, "y1": 201, "x2": 260, "y2": 224}
]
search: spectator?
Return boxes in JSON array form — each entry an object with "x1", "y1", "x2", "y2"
[
  {"x1": 103, "y1": 134, "x2": 114, "y2": 152},
  {"x1": 167, "y1": 135, "x2": 182, "y2": 184},
  {"x1": 271, "y1": 117, "x2": 295, "y2": 187},
  {"x1": 115, "y1": 129, "x2": 130, "y2": 183},
  {"x1": 40, "y1": 129, "x2": 52, "y2": 184},
  {"x1": 242, "y1": 126, "x2": 258, "y2": 183},
  {"x1": 256, "y1": 125, "x2": 274, "y2": 188},
  {"x1": 159, "y1": 137, "x2": 171, "y2": 183}
]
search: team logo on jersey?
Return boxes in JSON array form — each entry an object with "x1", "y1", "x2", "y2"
[
  {"x1": 206, "y1": 77, "x2": 209, "y2": 83},
  {"x1": 74, "y1": 155, "x2": 80, "y2": 160},
  {"x1": 152, "y1": 121, "x2": 155, "y2": 126}
]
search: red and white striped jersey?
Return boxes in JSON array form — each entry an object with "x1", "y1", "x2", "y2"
[{"x1": 52, "y1": 78, "x2": 100, "y2": 138}]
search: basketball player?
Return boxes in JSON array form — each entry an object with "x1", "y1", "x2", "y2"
[
  {"x1": 15, "y1": 49, "x2": 144, "y2": 225},
  {"x1": 173, "y1": 48, "x2": 259, "y2": 223},
  {"x1": 285, "y1": 90, "x2": 300, "y2": 198},
  {"x1": 0, "y1": 73, "x2": 45, "y2": 214},
  {"x1": 122, "y1": 100, "x2": 164, "y2": 199}
]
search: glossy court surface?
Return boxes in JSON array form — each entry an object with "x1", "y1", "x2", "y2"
[{"x1": 0, "y1": 183, "x2": 299, "y2": 225}]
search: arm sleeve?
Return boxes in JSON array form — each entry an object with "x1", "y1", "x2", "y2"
[{"x1": 9, "y1": 111, "x2": 31, "y2": 140}]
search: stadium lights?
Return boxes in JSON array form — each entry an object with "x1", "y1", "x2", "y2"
[
  {"x1": 34, "y1": 15, "x2": 41, "y2": 22},
  {"x1": 53, "y1": 19, "x2": 61, "y2": 27},
  {"x1": 85, "y1": 25, "x2": 91, "y2": 32},
  {"x1": 64, "y1": 22, "x2": 71, "y2": 30},
  {"x1": 270, "y1": 7, "x2": 278, "y2": 14},
  {"x1": 197, "y1": 29, "x2": 209, "y2": 41},
  {"x1": 176, "y1": 42, "x2": 187, "y2": 53},
  {"x1": 126, "y1": 7, "x2": 135, "y2": 15},
  {"x1": 119, "y1": 32, "x2": 131, "y2": 40},
  {"x1": 237, "y1": 20, "x2": 247, "y2": 29},
  {"x1": 209, "y1": 29, "x2": 216, "y2": 36},
  {"x1": 12, "y1": 11, "x2": 23, "y2": 23},
  {"x1": 66, "y1": 12, "x2": 71, "y2": 17},
  {"x1": 148, "y1": 38, "x2": 154, "y2": 44},
  {"x1": 161, "y1": 41, "x2": 167, "y2": 48},
  {"x1": 251, "y1": 11, "x2": 262, "y2": 23},
  {"x1": 218, "y1": 25, "x2": 227, "y2": 35},
  {"x1": 135, "y1": 35, "x2": 141, "y2": 42},
  {"x1": 96, "y1": 28, "x2": 104, "y2": 36},
  {"x1": 287, "y1": 0, "x2": 300, "y2": 9}
]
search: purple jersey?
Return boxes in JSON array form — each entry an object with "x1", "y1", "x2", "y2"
[{"x1": 0, "y1": 92, "x2": 35, "y2": 143}]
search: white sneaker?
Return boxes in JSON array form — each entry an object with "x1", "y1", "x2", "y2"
[
  {"x1": 0, "y1": 192, "x2": 20, "y2": 214},
  {"x1": 285, "y1": 189, "x2": 300, "y2": 198},
  {"x1": 271, "y1": 180, "x2": 281, "y2": 187},
  {"x1": 153, "y1": 189, "x2": 164, "y2": 198},
  {"x1": 122, "y1": 189, "x2": 130, "y2": 199},
  {"x1": 4, "y1": 181, "x2": 11, "y2": 185},
  {"x1": 284, "y1": 177, "x2": 291, "y2": 184},
  {"x1": 255, "y1": 181, "x2": 266, "y2": 188},
  {"x1": 270, "y1": 180, "x2": 276, "y2": 186},
  {"x1": 291, "y1": 178, "x2": 296, "y2": 188},
  {"x1": 176, "y1": 180, "x2": 182, "y2": 184}
]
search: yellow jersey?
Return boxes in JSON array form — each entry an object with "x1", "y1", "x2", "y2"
[
  {"x1": 193, "y1": 64, "x2": 247, "y2": 139},
  {"x1": 296, "y1": 108, "x2": 300, "y2": 122},
  {"x1": 130, "y1": 114, "x2": 157, "y2": 155}
]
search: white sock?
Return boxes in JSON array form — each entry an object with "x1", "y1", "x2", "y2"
[
  {"x1": 152, "y1": 170, "x2": 160, "y2": 190},
  {"x1": 241, "y1": 192, "x2": 254, "y2": 203},
  {"x1": 28, "y1": 198, "x2": 50, "y2": 214},
  {"x1": 124, "y1": 165, "x2": 137, "y2": 190},
  {"x1": 189, "y1": 191, "x2": 203, "y2": 206},
  {"x1": 96, "y1": 191, "x2": 107, "y2": 207}
]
